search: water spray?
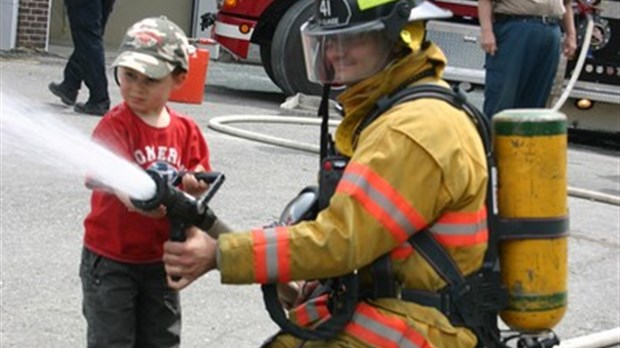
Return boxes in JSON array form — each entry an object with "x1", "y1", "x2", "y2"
[{"x1": 0, "y1": 92, "x2": 156, "y2": 199}]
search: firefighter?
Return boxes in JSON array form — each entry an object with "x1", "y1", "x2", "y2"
[{"x1": 163, "y1": 0, "x2": 489, "y2": 347}]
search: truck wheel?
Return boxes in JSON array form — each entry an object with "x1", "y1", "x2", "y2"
[
  {"x1": 260, "y1": 43, "x2": 284, "y2": 90},
  {"x1": 271, "y1": 0, "x2": 322, "y2": 97}
]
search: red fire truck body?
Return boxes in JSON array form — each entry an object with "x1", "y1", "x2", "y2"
[{"x1": 211, "y1": 0, "x2": 475, "y2": 59}]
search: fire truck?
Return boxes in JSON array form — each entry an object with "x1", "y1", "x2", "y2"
[{"x1": 201, "y1": 0, "x2": 620, "y2": 140}]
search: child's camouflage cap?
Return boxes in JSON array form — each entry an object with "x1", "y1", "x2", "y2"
[{"x1": 112, "y1": 16, "x2": 190, "y2": 79}]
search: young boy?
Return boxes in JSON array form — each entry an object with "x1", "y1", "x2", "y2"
[{"x1": 82, "y1": 16, "x2": 210, "y2": 347}]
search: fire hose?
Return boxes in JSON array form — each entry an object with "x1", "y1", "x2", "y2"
[
  {"x1": 207, "y1": 115, "x2": 619, "y2": 207},
  {"x1": 558, "y1": 327, "x2": 620, "y2": 348},
  {"x1": 552, "y1": 13, "x2": 594, "y2": 112}
]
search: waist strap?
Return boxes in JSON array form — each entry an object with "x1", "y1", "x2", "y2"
[{"x1": 494, "y1": 14, "x2": 560, "y2": 25}]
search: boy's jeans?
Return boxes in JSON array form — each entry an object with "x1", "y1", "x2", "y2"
[{"x1": 80, "y1": 247, "x2": 181, "y2": 348}]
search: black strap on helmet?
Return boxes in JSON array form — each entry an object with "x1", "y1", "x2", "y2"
[
  {"x1": 318, "y1": 83, "x2": 333, "y2": 163},
  {"x1": 383, "y1": 0, "x2": 414, "y2": 42}
]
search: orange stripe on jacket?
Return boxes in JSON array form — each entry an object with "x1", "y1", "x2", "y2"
[
  {"x1": 431, "y1": 207, "x2": 488, "y2": 247},
  {"x1": 437, "y1": 207, "x2": 487, "y2": 224},
  {"x1": 391, "y1": 243, "x2": 415, "y2": 259},
  {"x1": 337, "y1": 162, "x2": 427, "y2": 243},
  {"x1": 434, "y1": 229, "x2": 488, "y2": 247},
  {"x1": 252, "y1": 228, "x2": 268, "y2": 283},
  {"x1": 291, "y1": 294, "x2": 331, "y2": 327},
  {"x1": 345, "y1": 303, "x2": 431, "y2": 348},
  {"x1": 338, "y1": 180, "x2": 412, "y2": 242},
  {"x1": 252, "y1": 227, "x2": 292, "y2": 283}
]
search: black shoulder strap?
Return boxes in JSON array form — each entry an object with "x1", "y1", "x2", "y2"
[{"x1": 408, "y1": 230, "x2": 465, "y2": 287}]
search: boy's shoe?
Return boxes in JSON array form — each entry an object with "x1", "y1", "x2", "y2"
[
  {"x1": 74, "y1": 100, "x2": 110, "y2": 116},
  {"x1": 48, "y1": 82, "x2": 77, "y2": 106}
]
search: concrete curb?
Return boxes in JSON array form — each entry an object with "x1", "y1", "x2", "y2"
[{"x1": 279, "y1": 92, "x2": 341, "y2": 118}]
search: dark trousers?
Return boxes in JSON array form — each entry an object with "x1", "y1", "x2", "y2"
[
  {"x1": 80, "y1": 247, "x2": 181, "y2": 348},
  {"x1": 483, "y1": 20, "x2": 562, "y2": 118},
  {"x1": 62, "y1": 0, "x2": 115, "y2": 103}
]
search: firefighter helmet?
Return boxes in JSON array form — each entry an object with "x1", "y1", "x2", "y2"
[{"x1": 300, "y1": 0, "x2": 451, "y2": 84}]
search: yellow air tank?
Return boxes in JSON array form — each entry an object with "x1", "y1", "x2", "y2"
[{"x1": 493, "y1": 109, "x2": 569, "y2": 332}]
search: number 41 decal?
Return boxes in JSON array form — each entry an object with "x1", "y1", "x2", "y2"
[{"x1": 319, "y1": 0, "x2": 332, "y2": 17}]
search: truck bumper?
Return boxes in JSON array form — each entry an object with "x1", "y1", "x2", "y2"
[{"x1": 213, "y1": 12, "x2": 256, "y2": 59}]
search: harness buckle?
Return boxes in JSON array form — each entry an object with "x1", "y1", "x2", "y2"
[{"x1": 440, "y1": 293, "x2": 452, "y2": 316}]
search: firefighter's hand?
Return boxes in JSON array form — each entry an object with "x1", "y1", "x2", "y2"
[
  {"x1": 182, "y1": 165, "x2": 210, "y2": 198},
  {"x1": 277, "y1": 282, "x2": 303, "y2": 310},
  {"x1": 480, "y1": 29, "x2": 497, "y2": 56},
  {"x1": 563, "y1": 33, "x2": 577, "y2": 59},
  {"x1": 277, "y1": 280, "x2": 321, "y2": 309},
  {"x1": 163, "y1": 226, "x2": 217, "y2": 290}
]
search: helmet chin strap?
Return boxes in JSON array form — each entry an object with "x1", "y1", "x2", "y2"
[{"x1": 319, "y1": 83, "x2": 332, "y2": 163}]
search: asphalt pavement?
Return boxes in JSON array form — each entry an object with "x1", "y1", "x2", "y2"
[{"x1": 0, "y1": 46, "x2": 618, "y2": 348}]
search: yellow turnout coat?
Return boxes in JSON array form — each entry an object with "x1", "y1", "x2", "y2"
[{"x1": 217, "y1": 43, "x2": 488, "y2": 348}]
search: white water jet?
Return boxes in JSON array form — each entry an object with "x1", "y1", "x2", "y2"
[{"x1": 0, "y1": 92, "x2": 156, "y2": 200}]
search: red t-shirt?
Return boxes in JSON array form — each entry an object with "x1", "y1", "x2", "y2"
[{"x1": 84, "y1": 102, "x2": 211, "y2": 263}]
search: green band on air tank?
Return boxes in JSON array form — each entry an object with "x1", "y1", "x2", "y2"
[
  {"x1": 507, "y1": 292, "x2": 568, "y2": 311},
  {"x1": 493, "y1": 109, "x2": 567, "y2": 136}
]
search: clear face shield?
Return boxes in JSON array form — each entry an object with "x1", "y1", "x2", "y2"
[{"x1": 301, "y1": 21, "x2": 394, "y2": 86}]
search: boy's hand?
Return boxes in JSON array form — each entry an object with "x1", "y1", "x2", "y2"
[{"x1": 182, "y1": 165, "x2": 210, "y2": 197}]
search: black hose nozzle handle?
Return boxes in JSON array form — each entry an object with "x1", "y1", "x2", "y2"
[{"x1": 196, "y1": 172, "x2": 225, "y2": 213}]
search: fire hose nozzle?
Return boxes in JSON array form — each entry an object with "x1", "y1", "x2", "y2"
[
  {"x1": 130, "y1": 169, "x2": 225, "y2": 282},
  {"x1": 131, "y1": 170, "x2": 168, "y2": 212},
  {"x1": 130, "y1": 169, "x2": 225, "y2": 234}
]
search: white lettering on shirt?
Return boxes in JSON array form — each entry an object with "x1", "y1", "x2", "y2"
[{"x1": 133, "y1": 146, "x2": 183, "y2": 169}]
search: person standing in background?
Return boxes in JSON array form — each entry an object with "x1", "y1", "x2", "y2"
[
  {"x1": 49, "y1": 0, "x2": 115, "y2": 116},
  {"x1": 478, "y1": 0, "x2": 577, "y2": 118}
]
